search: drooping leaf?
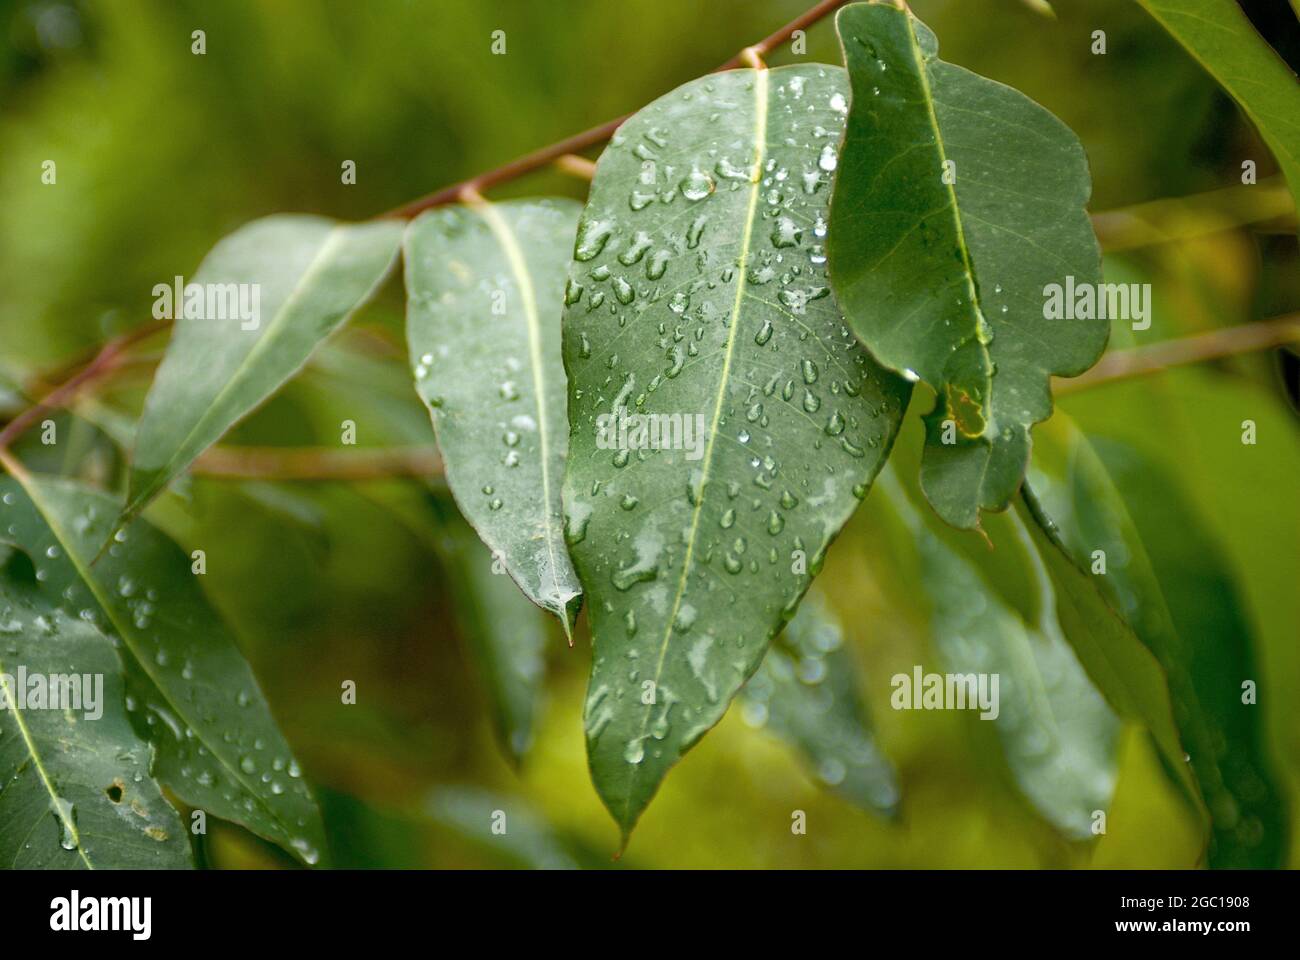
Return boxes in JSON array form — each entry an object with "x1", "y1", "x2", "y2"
[
  {"x1": 741, "y1": 590, "x2": 898, "y2": 817},
  {"x1": 1137, "y1": 0, "x2": 1300, "y2": 215},
  {"x1": 404, "y1": 199, "x2": 583, "y2": 633},
  {"x1": 878, "y1": 467, "x2": 1119, "y2": 839},
  {"x1": 829, "y1": 2, "x2": 1104, "y2": 529},
  {"x1": 0, "y1": 569, "x2": 193, "y2": 869},
  {"x1": 427, "y1": 496, "x2": 549, "y2": 765},
  {"x1": 347, "y1": 481, "x2": 550, "y2": 766},
  {"x1": 123, "y1": 215, "x2": 403, "y2": 524},
  {"x1": 1030, "y1": 425, "x2": 1288, "y2": 867},
  {"x1": 0, "y1": 471, "x2": 327, "y2": 866},
  {"x1": 562, "y1": 64, "x2": 911, "y2": 844},
  {"x1": 1015, "y1": 483, "x2": 1196, "y2": 806}
]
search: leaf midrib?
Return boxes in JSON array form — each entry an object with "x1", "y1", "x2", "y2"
[
  {"x1": 467, "y1": 200, "x2": 569, "y2": 619},
  {"x1": 0, "y1": 650, "x2": 93, "y2": 868},
  {"x1": 901, "y1": 14, "x2": 993, "y2": 406},
  {"x1": 620, "y1": 67, "x2": 771, "y2": 830}
]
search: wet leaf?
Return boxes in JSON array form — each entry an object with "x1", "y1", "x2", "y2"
[
  {"x1": 404, "y1": 199, "x2": 582, "y2": 632},
  {"x1": 829, "y1": 2, "x2": 1104, "y2": 529},
  {"x1": 1030, "y1": 425, "x2": 1288, "y2": 867},
  {"x1": 878, "y1": 467, "x2": 1119, "y2": 839},
  {"x1": 741, "y1": 590, "x2": 898, "y2": 817},
  {"x1": 0, "y1": 472, "x2": 327, "y2": 866},
  {"x1": 1137, "y1": 0, "x2": 1300, "y2": 214},
  {"x1": 562, "y1": 64, "x2": 911, "y2": 844},
  {"x1": 0, "y1": 571, "x2": 193, "y2": 868},
  {"x1": 124, "y1": 215, "x2": 403, "y2": 524}
]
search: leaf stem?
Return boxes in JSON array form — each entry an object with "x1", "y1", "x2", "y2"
[
  {"x1": 553, "y1": 154, "x2": 598, "y2": 181},
  {"x1": 740, "y1": 46, "x2": 768, "y2": 70},
  {"x1": 379, "y1": 0, "x2": 852, "y2": 220}
]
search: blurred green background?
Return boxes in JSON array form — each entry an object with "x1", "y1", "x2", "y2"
[{"x1": 1, "y1": 0, "x2": 1296, "y2": 867}]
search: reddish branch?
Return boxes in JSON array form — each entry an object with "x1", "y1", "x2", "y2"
[{"x1": 0, "y1": 321, "x2": 168, "y2": 452}]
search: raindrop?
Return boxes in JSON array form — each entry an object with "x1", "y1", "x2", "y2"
[
  {"x1": 574, "y1": 219, "x2": 614, "y2": 261},
  {"x1": 680, "y1": 168, "x2": 715, "y2": 201}
]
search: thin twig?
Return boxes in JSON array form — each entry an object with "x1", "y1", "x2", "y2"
[
  {"x1": 1056, "y1": 314, "x2": 1300, "y2": 394},
  {"x1": 380, "y1": 0, "x2": 852, "y2": 220},
  {"x1": 0, "y1": 321, "x2": 168, "y2": 453},
  {"x1": 193, "y1": 445, "x2": 442, "y2": 480}
]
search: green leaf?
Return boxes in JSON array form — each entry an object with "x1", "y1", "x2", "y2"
[
  {"x1": 124, "y1": 215, "x2": 403, "y2": 524},
  {"x1": 878, "y1": 468, "x2": 1119, "y2": 839},
  {"x1": 829, "y1": 2, "x2": 1104, "y2": 529},
  {"x1": 404, "y1": 199, "x2": 582, "y2": 633},
  {"x1": 0, "y1": 472, "x2": 327, "y2": 866},
  {"x1": 1016, "y1": 483, "x2": 1196, "y2": 806},
  {"x1": 562, "y1": 64, "x2": 911, "y2": 845},
  {"x1": 346, "y1": 482, "x2": 549, "y2": 766},
  {"x1": 1030, "y1": 426, "x2": 1288, "y2": 867},
  {"x1": 427, "y1": 497, "x2": 549, "y2": 765},
  {"x1": 741, "y1": 590, "x2": 898, "y2": 817},
  {"x1": 0, "y1": 571, "x2": 193, "y2": 868},
  {"x1": 1137, "y1": 0, "x2": 1300, "y2": 215}
]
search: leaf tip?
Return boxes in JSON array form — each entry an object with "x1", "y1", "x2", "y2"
[{"x1": 556, "y1": 592, "x2": 582, "y2": 647}]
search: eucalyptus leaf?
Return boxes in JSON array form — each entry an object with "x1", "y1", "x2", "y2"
[
  {"x1": 1016, "y1": 483, "x2": 1196, "y2": 806},
  {"x1": 428, "y1": 496, "x2": 549, "y2": 765},
  {"x1": 346, "y1": 481, "x2": 550, "y2": 766},
  {"x1": 123, "y1": 215, "x2": 403, "y2": 524},
  {"x1": 0, "y1": 571, "x2": 193, "y2": 869},
  {"x1": 879, "y1": 468, "x2": 1119, "y2": 839},
  {"x1": 405, "y1": 199, "x2": 583, "y2": 634},
  {"x1": 1030, "y1": 427, "x2": 1288, "y2": 867},
  {"x1": 1137, "y1": 0, "x2": 1300, "y2": 214},
  {"x1": 562, "y1": 64, "x2": 910, "y2": 844},
  {"x1": 0, "y1": 472, "x2": 327, "y2": 866},
  {"x1": 829, "y1": 2, "x2": 1104, "y2": 529},
  {"x1": 741, "y1": 590, "x2": 898, "y2": 817}
]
